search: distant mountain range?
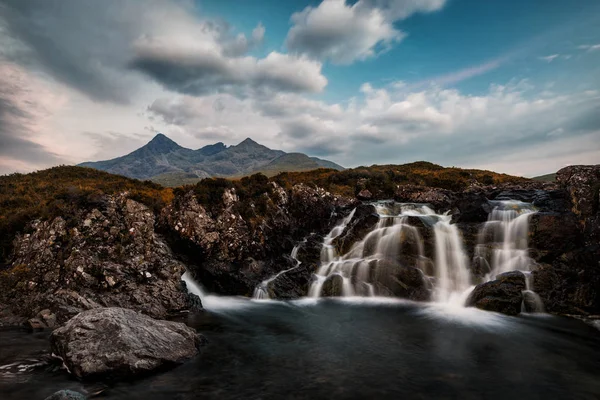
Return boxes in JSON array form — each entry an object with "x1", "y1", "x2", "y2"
[{"x1": 79, "y1": 134, "x2": 344, "y2": 186}]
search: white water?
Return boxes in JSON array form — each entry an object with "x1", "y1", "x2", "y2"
[
  {"x1": 475, "y1": 200, "x2": 536, "y2": 279},
  {"x1": 253, "y1": 240, "x2": 306, "y2": 300},
  {"x1": 474, "y1": 200, "x2": 544, "y2": 313},
  {"x1": 308, "y1": 203, "x2": 472, "y2": 303}
]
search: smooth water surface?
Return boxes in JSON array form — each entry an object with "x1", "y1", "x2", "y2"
[{"x1": 2, "y1": 299, "x2": 600, "y2": 400}]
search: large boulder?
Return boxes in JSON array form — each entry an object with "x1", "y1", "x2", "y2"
[
  {"x1": 0, "y1": 194, "x2": 200, "y2": 325},
  {"x1": 466, "y1": 271, "x2": 526, "y2": 315},
  {"x1": 557, "y1": 164, "x2": 600, "y2": 243},
  {"x1": 51, "y1": 308, "x2": 205, "y2": 379}
]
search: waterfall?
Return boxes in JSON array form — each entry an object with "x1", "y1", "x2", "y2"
[
  {"x1": 475, "y1": 200, "x2": 536, "y2": 279},
  {"x1": 474, "y1": 200, "x2": 544, "y2": 312},
  {"x1": 253, "y1": 240, "x2": 306, "y2": 300},
  {"x1": 182, "y1": 271, "x2": 206, "y2": 298},
  {"x1": 433, "y1": 214, "x2": 471, "y2": 304},
  {"x1": 308, "y1": 202, "x2": 472, "y2": 302}
]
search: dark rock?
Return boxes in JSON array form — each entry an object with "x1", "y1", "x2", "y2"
[
  {"x1": 27, "y1": 317, "x2": 47, "y2": 330},
  {"x1": 557, "y1": 165, "x2": 600, "y2": 221},
  {"x1": 44, "y1": 390, "x2": 86, "y2": 400},
  {"x1": 269, "y1": 262, "x2": 315, "y2": 299},
  {"x1": 529, "y1": 212, "x2": 583, "y2": 263},
  {"x1": 557, "y1": 164, "x2": 600, "y2": 244},
  {"x1": 321, "y1": 275, "x2": 344, "y2": 297},
  {"x1": 389, "y1": 265, "x2": 431, "y2": 301},
  {"x1": 466, "y1": 271, "x2": 526, "y2": 315},
  {"x1": 451, "y1": 192, "x2": 491, "y2": 223},
  {"x1": 333, "y1": 204, "x2": 378, "y2": 255},
  {"x1": 0, "y1": 194, "x2": 200, "y2": 325},
  {"x1": 531, "y1": 190, "x2": 571, "y2": 213},
  {"x1": 394, "y1": 185, "x2": 454, "y2": 212},
  {"x1": 51, "y1": 307, "x2": 205, "y2": 380}
]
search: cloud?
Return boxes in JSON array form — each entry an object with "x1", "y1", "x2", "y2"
[
  {"x1": 539, "y1": 54, "x2": 560, "y2": 62},
  {"x1": 0, "y1": 62, "x2": 66, "y2": 171},
  {"x1": 578, "y1": 44, "x2": 600, "y2": 52},
  {"x1": 285, "y1": 0, "x2": 446, "y2": 64},
  {"x1": 413, "y1": 59, "x2": 504, "y2": 87},
  {"x1": 0, "y1": 0, "x2": 278, "y2": 102},
  {"x1": 131, "y1": 44, "x2": 327, "y2": 96}
]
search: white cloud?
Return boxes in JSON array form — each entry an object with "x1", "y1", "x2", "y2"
[
  {"x1": 286, "y1": 0, "x2": 446, "y2": 64},
  {"x1": 578, "y1": 44, "x2": 600, "y2": 52},
  {"x1": 539, "y1": 54, "x2": 560, "y2": 62}
]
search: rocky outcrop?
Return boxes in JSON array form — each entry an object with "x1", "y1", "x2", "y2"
[
  {"x1": 332, "y1": 204, "x2": 379, "y2": 255},
  {"x1": 557, "y1": 165, "x2": 600, "y2": 242},
  {"x1": 529, "y1": 165, "x2": 600, "y2": 315},
  {"x1": 394, "y1": 185, "x2": 454, "y2": 211},
  {"x1": 160, "y1": 184, "x2": 355, "y2": 297},
  {"x1": 0, "y1": 194, "x2": 200, "y2": 325},
  {"x1": 51, "y1": 307, "x2": 205, "y2": 379},
  {"x1": 466, "y1": 271, "x2": 526, "y2": 315},
  {"x1": 44, "y1": 390, "x2": 86, "y2": 400}
]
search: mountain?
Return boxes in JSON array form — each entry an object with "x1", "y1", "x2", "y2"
[
  {"x1": 532, "y1": 173, "x2": 556, "y2": 182},
  {"x1": 80, "y1": 134, "x2": 344, "y2": 185}
]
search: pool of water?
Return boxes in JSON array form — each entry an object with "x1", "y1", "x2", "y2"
[{"x1": 2, "y1": 298, "x2": 600, "y2": 399}]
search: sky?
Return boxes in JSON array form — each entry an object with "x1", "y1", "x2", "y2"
[{"x1": 0, "y1": 0, "x2": 599, "y2": 177}]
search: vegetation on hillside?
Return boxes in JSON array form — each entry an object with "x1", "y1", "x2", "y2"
[
  {"x1": 532, "y1": 173, "x2": 556, "y2": 182},
  {"x1": 0, "y1": 166, "x2": 172, "y2": 264},
  {"x1": 272, "y1": 162, "x2": 528, "y2": 197},
  {"x1": 0, "y1": 161, "x2": 527, "y2": 264}
]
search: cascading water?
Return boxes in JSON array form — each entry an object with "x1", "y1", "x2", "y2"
[
  {"x1": 253, "y1": 240, "x2": 306, "y2": 300},
  {"x1": 474, "y1": 200, "x2": 544, "y2": 312},
  {"x1": 308, "y1": 202, "x2": 472, "y2": 303}
]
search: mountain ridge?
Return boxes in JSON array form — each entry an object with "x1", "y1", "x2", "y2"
[{"x1": 80, "y1": 134, "x2": 344, "y2": 185}]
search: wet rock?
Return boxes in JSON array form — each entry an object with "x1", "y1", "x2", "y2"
[
  {"x1": 0, "y1": 194, "x2": 200, "y2": 325},
  {"x1": 51, "y1": 307, "x2": 205, "y2": 380},
  {"x1": 466, "y1": 271, "x2": 526, "y2": 315},
  {"x1": 394, "y1": 185, "x2": 454, "y2": 212},
  {"x1": 451, "y1": 192, "x2": 491, "y2": 223},
  {"x1": 529, "y1": 212, "x2": 583, "y2": 263},
  {"x1": 269, "y1": 262, "x2": 315, "y2": 299},
  {"x1": 522, "y1": 290, "x2": 545, "y2": 313},
  {"x1": 390, "y1": 266, "x2": 431, "y2": 301},
  {"x1": 321, "y1": 275, "x2": 344, "y2": 297},
  {"x1": 531, "y1": 190, "x2": 571, "y2": 213},
  {"x1": 333, "y1": 204, "x2": 379, "y2": 255},
  {"x1": 44, "y1": 390, "x2": 86, "y2": 400}
]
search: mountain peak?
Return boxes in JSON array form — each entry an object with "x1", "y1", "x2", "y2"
[
  {"x1": 237, "y1": 137, "x2": 260, "y2": 147},
  {"x1": 145, "y1": 133, "x2": 181, "y2": 152}
]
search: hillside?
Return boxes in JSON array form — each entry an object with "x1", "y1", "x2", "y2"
[
  {"x1": 0, "y1": 162, "x2": 528, "y2": 264},
  {"x1": 532, "y1": 173, "x2": 557, "y2": 182},
  {"x1": 0, "y1": 166, "x2": 172, "y2": 264},
  {"x1": 80, "y1": 134, "x2": 344, "y2": 185},
  {"x1": 271, "y1": 162, "x2": 529, "y2": 197}
]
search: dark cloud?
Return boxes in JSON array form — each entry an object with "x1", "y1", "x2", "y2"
[
  {"x1": 0, "y1": 0, "x2": 136, "y2": 103},
  {"x1": 0, "y1": 96, "x2": 62, "y2": 165},
  {"x1": 130, "y1": 50, "x2": 326, "y2": 97}
]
